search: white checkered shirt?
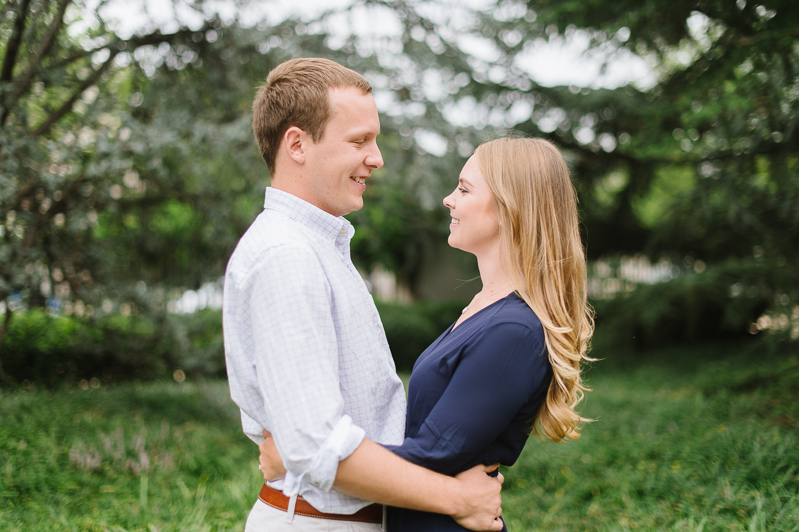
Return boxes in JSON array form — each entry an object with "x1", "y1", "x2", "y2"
[{"x1": 223, "y1": 187, "x2": 407, "y2": 514}]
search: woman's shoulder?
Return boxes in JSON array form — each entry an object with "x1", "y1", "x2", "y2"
[
  {"x1": 492, "y1": 292, "x2": 543, "y2": 328},
  {"x1": 480, "y1": 292, "x2": 545, "y2": 344}
]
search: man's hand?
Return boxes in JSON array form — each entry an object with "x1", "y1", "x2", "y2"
[
  {"x1": 258, "y1": 429, "x2": 287, "y2": 482},
  {"x1": 452, "y1": 463, "x2": 504, "y2": 532}
]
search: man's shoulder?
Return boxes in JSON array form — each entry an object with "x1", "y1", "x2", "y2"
[{"x1": 227, "y1": 210, "x2": 318, "y2": 275}]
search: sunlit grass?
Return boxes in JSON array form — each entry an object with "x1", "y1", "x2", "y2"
[{"x1": 1, "y1": 341, "x2": 797, "y2": 531}]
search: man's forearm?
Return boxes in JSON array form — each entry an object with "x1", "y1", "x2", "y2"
[
  {"x1": 333, "y1": 438, "x2": 461, "y2": 514},
  {"x1": 332, "y1": 438, "x2": 503, "y2": 531}
]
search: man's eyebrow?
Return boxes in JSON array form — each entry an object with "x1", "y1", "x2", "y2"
[{"x1": 347, "y1": 128, "x2": 380, "y2": 138}]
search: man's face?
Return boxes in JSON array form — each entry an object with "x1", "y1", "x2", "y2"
[{"x1": 303, "y1": 87, "x2": 383, "y2": 217}]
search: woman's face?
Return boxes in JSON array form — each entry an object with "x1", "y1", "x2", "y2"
[{"x1": 442, "y1": 155, "x2": 501, "y2": 256}]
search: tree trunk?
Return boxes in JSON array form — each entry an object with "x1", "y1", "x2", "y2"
[{"x1": 0, "y1": 304, "x2": 14, "y2": 386}]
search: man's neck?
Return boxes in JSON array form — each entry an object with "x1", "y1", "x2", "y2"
[{"x1": 270, "y1": 177, "x2": 332, "y2": 215}]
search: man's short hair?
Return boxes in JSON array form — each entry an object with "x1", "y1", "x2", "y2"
[{"x1": 253, "y1": 58, "x2": 372, "y2": 175}]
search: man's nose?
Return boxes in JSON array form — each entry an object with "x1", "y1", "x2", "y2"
[{"x1": 366, "y1": 142, "x2": 384, "y2": 169}]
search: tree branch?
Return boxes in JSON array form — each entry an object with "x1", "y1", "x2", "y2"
[
  {"x1": 31, "y1": 49, "x2": 119, "y2": 137},
  {"x1": 0, "y1": 0, "x2": 32, "y2": 83},
  {"x1": 9, "y1": 0, "x2": 72, "y2": 103},
  {"x1": 49, "y1": 25, "x2": 214, "y2": 71},
  {"x1": 0, "y1": 0, "x2": 33, "y2": 127}
]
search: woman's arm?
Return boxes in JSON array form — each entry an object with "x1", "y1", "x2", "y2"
[{"x1": 390, "y1": 321, "x2": 549, "y2": 475}]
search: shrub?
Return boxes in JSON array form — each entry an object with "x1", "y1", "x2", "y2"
[
  {"x1": 0, "y1": 298, "x2": 476, "y2": 385},
  {"x1": 591, "y1": 258, "x2": 794, "y2": 349},
  {"x1": 0, "y1": 308, "x2": 225, "y2": 387},
  {"x1": 376, "y1": 300, "x2": 466, "y2": 371},
  {"x1": 376, "y1": 302, "x2": 437, "y2": 372}
]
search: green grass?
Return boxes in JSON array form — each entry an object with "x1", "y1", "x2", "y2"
[
  {"x1": 500, "y1": 342, "x2": 799, "y2": 531},
  {"x1": 0, "y1": 380, "x2": 261, "y2": 531},
  {"x1": 1, "y1": 341, "x2": 798, "y2": 531}
]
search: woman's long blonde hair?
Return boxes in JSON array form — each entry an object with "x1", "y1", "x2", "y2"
[{"x1": 475, "y1": 137, "x2": 594, "y2": 442}]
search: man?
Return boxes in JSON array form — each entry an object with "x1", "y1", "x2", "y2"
[{"x1": 223, "y1": 58, "x2": 503, "y2": 532}]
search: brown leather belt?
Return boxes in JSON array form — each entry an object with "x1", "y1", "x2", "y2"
[{"x1": 258, "y1": 483, "x2": 383, "y2": 524}]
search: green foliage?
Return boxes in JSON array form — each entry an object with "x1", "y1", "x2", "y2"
[
  {"x1": 1, "y1": 308, "x2": 224, "y2": 386},
  {"x1": 168, "y1": 309, "x2": 225, "y2": 377},
  {"x1": 4, "y1": 300, "x2": 470, "y2": 384}
]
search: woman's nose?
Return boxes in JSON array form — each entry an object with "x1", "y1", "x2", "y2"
[{"x1": 443, "y1": 192, "x2": 454, "y2": 208}]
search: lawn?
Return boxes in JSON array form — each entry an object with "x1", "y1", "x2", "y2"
[{"x1": 1, "y1": 340, "x2": 797, "y2": 531}]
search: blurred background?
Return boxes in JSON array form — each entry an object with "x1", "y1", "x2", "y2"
[{"x1": 1, "y1": 0, "x2": 797, "y2": 530}]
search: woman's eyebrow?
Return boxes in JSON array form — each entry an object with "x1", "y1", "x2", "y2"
[{"x1": 458, "y1": 177, "x2": 475, "y2": 187}]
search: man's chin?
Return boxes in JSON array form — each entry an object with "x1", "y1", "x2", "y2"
[{"x1": 349, "y1": 197, "x2": 365, "y2": 213}]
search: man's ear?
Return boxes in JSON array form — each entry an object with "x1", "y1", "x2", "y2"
[{"x1": 283, "y1": 126, "x2": 307, "y2": 165}]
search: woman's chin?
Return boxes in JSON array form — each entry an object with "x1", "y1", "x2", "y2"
[{"x1": 447, "y1": 235, "x2": 466, "y2": 252}]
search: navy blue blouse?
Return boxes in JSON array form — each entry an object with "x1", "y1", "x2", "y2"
[{"x1": 387, "y1": 292, "x2": 552, "y2": 531}]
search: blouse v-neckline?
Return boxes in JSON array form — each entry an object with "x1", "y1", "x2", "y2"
[{"x1": 447, "y1": 292, "x2": 517, "y2": 336}]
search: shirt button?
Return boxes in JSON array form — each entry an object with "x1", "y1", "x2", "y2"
[{"x1": 339, "y1": 227, "x2": 346, "y2": 235}]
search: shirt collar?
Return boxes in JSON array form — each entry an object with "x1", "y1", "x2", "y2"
[{"x1": 263, "y1": 187, "x2": 355, "y2": 245}]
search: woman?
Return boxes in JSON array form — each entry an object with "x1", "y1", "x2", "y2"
[{"x1": 262, "y1": 137, "x2": 594, "y2": 531}]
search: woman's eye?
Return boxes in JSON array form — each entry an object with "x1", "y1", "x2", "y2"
[{"x1": 458, "y1": 187, "x2": 468, "y2": 193}]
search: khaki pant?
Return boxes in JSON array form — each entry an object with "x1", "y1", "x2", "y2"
[{"x1": 245, "y1": 499, "x2": 385, "y2": 532}]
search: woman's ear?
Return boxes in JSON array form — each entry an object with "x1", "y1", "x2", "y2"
[{"x1": 283, "y1": 126, "x2": 307, "y2": 165}]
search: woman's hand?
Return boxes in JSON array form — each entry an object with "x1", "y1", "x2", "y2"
[{"x1": 258, "y1": 429, "x2": 287, "y2": 482}]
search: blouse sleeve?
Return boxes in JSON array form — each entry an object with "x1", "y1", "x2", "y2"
[{"x1": 389, "y1": 321, "x2": 550, "y2": 476}]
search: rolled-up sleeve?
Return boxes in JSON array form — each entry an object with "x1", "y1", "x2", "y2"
[{"x1": 242, "y1": 243, "x2": 365, "y2": 494}]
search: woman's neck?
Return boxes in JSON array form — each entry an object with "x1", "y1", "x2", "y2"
[{"x1": 475, "y1": 246, "x2": 513, "y2": 295}]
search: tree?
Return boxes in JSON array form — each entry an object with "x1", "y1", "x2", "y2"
[
  {"x1": 0, "y1": 0, "x2": 489, "y2": 370},
  {"x1": 475, "y1": 0, "x2": 799, "y2": 341},
  {"x1": 4, "y1": 0, "x2": 795, "y2": 376},
  {"x1": 0, "y1": 0, "x2": 262, "y2": 372}
]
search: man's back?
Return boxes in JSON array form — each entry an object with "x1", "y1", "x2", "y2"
[{"x1": 223, "y1": 188, "x2": 406, "y2": 513}]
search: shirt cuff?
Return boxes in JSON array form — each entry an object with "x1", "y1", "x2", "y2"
[{"x1": 281, "y1": 414, "x2": 366, "y2": 496}]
